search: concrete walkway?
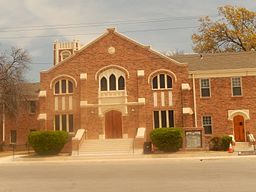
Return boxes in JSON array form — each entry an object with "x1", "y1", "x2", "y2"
[{"x1": 1, "y1": 150, "x2": 256, "y2": 164}]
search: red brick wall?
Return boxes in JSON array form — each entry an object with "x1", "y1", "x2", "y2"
[{"x1": 39, "y1": 30, "x2": 191, "y2": 141}]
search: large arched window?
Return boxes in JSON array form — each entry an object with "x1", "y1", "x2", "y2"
[
  {"x1": 109, "y1": 74, "x2": 116, "y2": 90},
  {"x1": 54, "y1": 79, "x2": 74, "y2": 94},
  {"x1": 98, "y1": 68, "x2": 126, "y2": 92},
  {"x1": 152, "y1": 74, "x2": 172, "y2": 90},
  {"x1": 100, "y1": 77, "x2": 107, "y2": 91},
  {"x1": 118, "y1": 76, "x2": 125, "y2": 90}
]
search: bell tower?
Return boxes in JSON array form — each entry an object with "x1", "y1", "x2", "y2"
[{"x1": 53, "y1": 40, "x2": 81, "y2": 65}]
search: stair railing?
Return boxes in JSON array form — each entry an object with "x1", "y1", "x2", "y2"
[
  {"x1": 72, "y1": 129, "x2": 86, "y2": 155},
  {"x1": 247, "y1": 133, "x2": 256, "y2": 151}
]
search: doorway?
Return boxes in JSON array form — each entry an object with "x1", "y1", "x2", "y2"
[
  {"x1": 233, "y1": 115, "x2": 245, "y2": 142},
  {"x1": 105, "y1": 110, "x2": 122, "y2": 139}
]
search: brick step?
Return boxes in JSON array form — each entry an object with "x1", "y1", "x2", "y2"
[
  {"x1": 73, "y1": 138, "x2": 134, "y2": 156},
  {"x1": 234, "y1": 142, "x2": 254, "y2": 152}
]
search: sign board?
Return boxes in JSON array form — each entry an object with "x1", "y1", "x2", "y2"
[{"x1": 185, "y1": 131, "x2": 202, "y2": 148}]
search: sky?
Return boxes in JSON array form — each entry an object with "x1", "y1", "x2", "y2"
[{"x1": 0, "y1": 0, "x2": 255, "y2": 82}]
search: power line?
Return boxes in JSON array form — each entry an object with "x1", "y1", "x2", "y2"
[
  {"x1": 0, "y1": 25, "x2": 199, "y2": 40},
  {"x1": 0, "y1": 14, "x2": 218, "y2": 32}
]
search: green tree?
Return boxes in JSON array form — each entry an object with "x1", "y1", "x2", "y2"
[{"x1": 192, "y1": 5, "x2": 256, "y2": 53}]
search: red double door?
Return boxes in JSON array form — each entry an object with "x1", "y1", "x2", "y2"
[{"x1": 105, "y1": 110, "x2": 122, "y2": 139}]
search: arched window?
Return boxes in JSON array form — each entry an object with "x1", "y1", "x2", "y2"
[
  {"x1": 54, "y1": 79, "x2": 74, "y2": 94},
  {"x1": 61, "y1": 51, "x2": 71, "y2": 61},
  {"x1": 118, "y1": 76, "x2": 125, "y2": 90},
  {"x1": 152, "y1": 74, "x2": 173, "y2": 90},
  {"x1": 109, "y1": 74, "x2": 116, "y2": 90},
  {"x1": 100, "y1": 77, "x2": 107, "y2": 91}
]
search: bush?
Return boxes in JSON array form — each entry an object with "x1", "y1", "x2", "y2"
[
  {"x1": 150, "y1": 128, "x2": 183, "y2": 152},
  {"x1": 209, "y1": 136, "x2": 232, "y2": 151},
  {"x1": 221, "y1": 135, "x2": 233, "y2": 151},
  {"x1": 28, "y1": 131, "x2": 69, "y2": 155}
]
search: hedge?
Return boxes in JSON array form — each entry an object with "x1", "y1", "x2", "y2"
[
  {"x1": 28, "y1": 131, "x2": 69, "y2": 155},
  {"x1": 150, "y1": 128, "x2": 183, "y2": 152},
  {"x1": 209, "y1": 135, "x2": 232, "y2": 151}
]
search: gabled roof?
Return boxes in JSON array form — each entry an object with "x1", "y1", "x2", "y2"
[
  {"x1": 171, "y1": 51, "x2": 256, "y2": 72},
  {"x1": 43, "y1": 28, "x2": 186, "y2": 73}
]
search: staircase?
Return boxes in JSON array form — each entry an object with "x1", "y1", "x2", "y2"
[
  {"x1": 234, "y1": 142, "x2": 254, "y2": 152},
  {"x1": 73, "y1": 138, "x2": 134, "y2": 156}
]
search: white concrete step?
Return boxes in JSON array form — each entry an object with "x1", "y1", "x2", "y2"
[
  {"x1": 234, "y1": 142, "x2": 255, "y2": 152},
  {"x1": 73, "y1": 138, "x2": 134, "y2": 156}
]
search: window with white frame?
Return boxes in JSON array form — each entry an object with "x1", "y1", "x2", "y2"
[
  {"x1": 231, "y1": 77, "x2": 242, "y2": 96},
  {"x1": 100, "y1": 74, "x2": 125, "y2": 91},
  {"x1": 54, "y1": 79, "x2": 73, "y2": 94},
  {"x1": 153, "y1": 110, "x2": 174, "y2": 128},
  {"x1": 152, "y1": 74, "x2": 172, "y2": 90},
  {"x1": 202, "y1": 116, "x2": 212, "y2": 134},
  {"x1": 54, "y1": 114, "x2": 74, "y2": 132},
  {"x1": 200, "y1": 78, "x2": 210, "y2": 97}
]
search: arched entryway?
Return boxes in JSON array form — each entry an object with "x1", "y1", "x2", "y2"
[
  {"x1": 105, "y1": 110, "x2": 122, "y2": 139},
  {"x1": 233, "y1": 115, "x2": 245, "y2": 142}
]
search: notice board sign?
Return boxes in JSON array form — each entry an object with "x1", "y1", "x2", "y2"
[{"x1": 185, "y1": 131, "x2": 202, "y2": 148}]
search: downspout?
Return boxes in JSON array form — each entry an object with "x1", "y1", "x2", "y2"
[{"x1": 192, "y1": 74, "x2": 198, "y2": 127}]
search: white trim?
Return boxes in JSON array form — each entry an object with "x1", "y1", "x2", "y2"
[
  {"x1": 69, "y1": 96, "x2": 73, "y2": 110},
  {"x1": 190, "y1": 68, "x2": 256, "y2": 78},
  {"x1": 95, "y1": 65, "x2": 130, "y2": 80},
  {"x1": 168, "y1": 91, "x2": 173, "y2": 106},
  {"x1": 182, "y1": 107, "x2": 193, "y2": 115},
  {"x1": 161, "y1": 92, "x2": 165, "y2": 106},
  {"x1": 153, "y1": 92, "x2": 157, "y2": 107},
  {"x1": 200, "y1": 78, "x2": 211, "y2": 98},
  {"x1": 148, "y1": 69, "x2": 177, "y2": 84},
  {"x1": 62, "y1": 96, "x2": 65, "y2": 110},
  {"x1": 60, "y1": 50, "x2": 71, "y2": 61},
  {"x1": 181, "y1": 83, "x2": 191, "y2": 91},
  {"x1": 38, "y1": 90, "x2": 47, "y2": 97},
  {"x1": 37, "y1": 113, "x2": 47, "y2": 120},
  {"x1": 228, "y1": 109, "x2": 250, "y2": 120},
  {"x1": 54, "y1": 97, "x2": 58, "y2": 111},
  {"x1": 50, "y1": 74, "x2": 77, "y2": 89},
  {"x1": 231, "y1": 76, "x2": 243, "y2": 97},
  {"x1": 80, "y1": 73, "x2": 87, "y2": 80},
  {"x1": 138, "y1": 98, "x2": 146, "y2": 104},
  {"x1": 137, "y1": 70, "x2": 145, "y2": 77}
]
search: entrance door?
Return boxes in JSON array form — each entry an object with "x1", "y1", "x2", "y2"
[
  {"x1": 233, "y1": 115, "x2": 245, "y2": 142},
  {"x1": 105, "y1": 110, "x2": 122, "y2": 139}
]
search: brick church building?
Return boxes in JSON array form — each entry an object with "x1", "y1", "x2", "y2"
[{"x1": 1, "y1": 28, "x2": 256, "y2": 151}]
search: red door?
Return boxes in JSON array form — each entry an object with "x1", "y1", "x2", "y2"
[
  {"x1": 105, "y1": 110, "x2": 122, "y2": 139},
  {"x1": 233, "y1": 115, "x2": 245, "y2": 142}
]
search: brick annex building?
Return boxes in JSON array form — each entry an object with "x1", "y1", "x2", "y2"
[{"x1": 1, "y1": 28, "x2": 256, "y2": 151}]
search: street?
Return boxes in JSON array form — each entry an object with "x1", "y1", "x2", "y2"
[{"x1": 0, "y1": 157, "x2": 256, "y2": 192}]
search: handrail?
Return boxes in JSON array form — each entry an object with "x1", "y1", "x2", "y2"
[{"x1": 72, "y1": 129, "x2": 86, "y2": 155}]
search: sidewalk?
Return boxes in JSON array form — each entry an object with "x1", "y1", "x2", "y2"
[{"x1": 1, "y1": 150, "x2": 255, "y2": 164}]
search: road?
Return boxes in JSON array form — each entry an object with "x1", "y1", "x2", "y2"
[{"x1": 0, "y1": 157, "x2": 256, "y2": 192}]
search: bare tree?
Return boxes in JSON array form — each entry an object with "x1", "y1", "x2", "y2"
[{"x1": 0, "y1": 47, "x2": 31, "y2": 115}]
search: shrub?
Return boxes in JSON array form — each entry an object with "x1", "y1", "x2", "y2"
[
  {"x1": 28, "y1": 131, "x2": 69, "y2": 155},
  {"x1": 221, "y1": 135, "x2": 233, "y2": 151},
  {"x1": 150, "y1": 128, "x2": 183, "y2": 152},
  {"x1": 209, "y1": 136, "x2": 232, "y2": 151}
]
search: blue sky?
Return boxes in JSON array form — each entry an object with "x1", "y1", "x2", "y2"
[{"x1": 0, "y1": 0, "x2": 255, "y2": 82}]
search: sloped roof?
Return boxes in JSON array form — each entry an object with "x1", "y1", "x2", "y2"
[
  {"x1": 171, "y1": 51, "x2": 256, "y2": 71},
  {"x1": 20, "y1": 82, "x2": 40, "y2": 100}
]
